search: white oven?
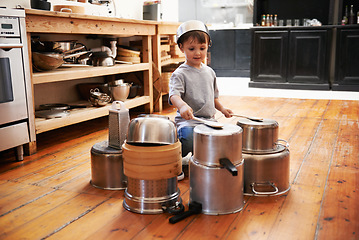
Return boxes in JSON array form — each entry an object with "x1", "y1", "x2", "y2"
[{"x1": 0, "y1": 8, "x2": 35, "y2": 160}]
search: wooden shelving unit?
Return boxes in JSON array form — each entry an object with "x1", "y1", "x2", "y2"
[
  {"x1": 153, "y1": 22, "x2": 185, "y2": 112},
  {"x1": 25, "y1": 9, "x2": 156, "y2": 149}
]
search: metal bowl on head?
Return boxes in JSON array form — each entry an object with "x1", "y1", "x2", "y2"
[
  {"x1": 176, "y1": 20, "x2": 211, "y2": 45},
  {"x1": 126, "y1": 114, "x2": 178, "y2": 146}
]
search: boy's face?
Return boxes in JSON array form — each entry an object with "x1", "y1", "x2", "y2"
[{"x1": 179, "y1": 37, "x2": 208, "y2": 68}]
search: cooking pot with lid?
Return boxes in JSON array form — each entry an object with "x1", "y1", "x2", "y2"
[
  {"x1": 193, "y1": 124, "x2": 243, "y2": 166},
  {"x1": 237, "y1": 118, "x2": 279, "y2": 153}
]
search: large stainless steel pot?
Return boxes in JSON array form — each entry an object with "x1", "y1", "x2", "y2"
[
  {"x1": 190, "y1": 158, "x2": 244, "y2": 215},
  {"x1": 193, "y1": 124, "x2": 243, "y2": 167},
  {"x1": 242, "y1": 145, "x2": 290, "y2": 196},
  {"x1": 237, "y1": 118, "x2": 279, "y2": 153},
  {"x1": 190, "y1": 123, "x2": 244, "y2": 215}
]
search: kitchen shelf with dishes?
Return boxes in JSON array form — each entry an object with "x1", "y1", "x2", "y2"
[{"x1": 25, "y1": 9, "x2": 156, "y2": 138}]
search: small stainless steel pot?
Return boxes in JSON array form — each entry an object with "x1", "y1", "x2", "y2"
[
  {"x1": 90, "y1": 141, "x2": 127, "y2": 190},
  {"x1": 237, "y1": 118, "x2": 279, "y2": 152}
]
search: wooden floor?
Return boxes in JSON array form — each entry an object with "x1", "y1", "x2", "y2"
[{"x1": 0, "y1": 96, "x2": 358, "y2": 240}]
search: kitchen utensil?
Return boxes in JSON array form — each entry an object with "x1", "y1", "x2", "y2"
[
  {"x1": 169, "y1": 201, "x2": 202, "y2": 224},
  {"x1": 193, "y1": 124, "x2": 243, "y2": 167},
  {"x1": 35, "y1": 109, "x2": 69, "y2": 119},
  {"x1": 76, "y1": 82, "x2": 105, "y2": 100},
  {"x1": 231, "y1": 114, "x2": 263, "y2": 122},
  {"x1": 108, "y1": 101, "x2": 130, "y2": 150},
  {"x1": 39, "y1": 103, "x2": 88, "y2": 111},
  {"x1": 89, "y1": 88, "x2": 111, "y2": 107},
  {"x1": 53, "y1": 4, "x2": 85, "y2": 14},
  {"x1": 109, "y1": 82, "x2": 131, "y2": 101},
  {"x1": 237, "y1": 118, "x2": 279, "y2": 153},
  {"x1": 90, "y1": 140, "x2": 127, "y2": 190},
  {"x1": 242, "y1": 144, "x2": 290, "y2": 196},
  {"x1": 126, "y1": 114, "x2": 177, "y2": 145},
  {"x1": 192, "y1": 117, "x2": 223, "y2": 129},
  {"x1": 128, "y1": 84, "x2": 141, "y2": 98},
  {"x1": 32, "y1": 51, "x2": 89, "y2": 71}
]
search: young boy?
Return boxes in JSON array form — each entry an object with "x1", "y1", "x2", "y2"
[{"x1": 169, "y1": 20, "x2": 233, "y2": 166}]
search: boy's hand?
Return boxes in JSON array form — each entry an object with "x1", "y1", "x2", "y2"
[
  {"x1": 179, "y1": 105, "x2": 194, "y2": 120},
  {"x1": 221, "y1": 108, "x2": 233, "y2": 118}
]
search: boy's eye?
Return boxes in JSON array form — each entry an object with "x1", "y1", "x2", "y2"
[
  {"x1": 200, "y1": 47, "x2": 206, "y2": 50},
  {"x1": 189, "y1": 48, "x2": 194, "y2": 51}
]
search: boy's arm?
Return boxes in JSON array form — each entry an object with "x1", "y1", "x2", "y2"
[
  {"x1": 170, "y1": 95, "x2": 194, "y2": 120},
  {"x1": 215, "y1": 98, "x2": 233, "y2": 118}
]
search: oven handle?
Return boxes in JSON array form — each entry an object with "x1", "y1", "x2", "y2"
[{"x1": 0, "y1": 44, "x2": 23, "y2": 49}]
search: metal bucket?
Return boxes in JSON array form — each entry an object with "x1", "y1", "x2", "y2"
[
  {"x1": 190, "y1": 158, "x2": 244, "y2": 215},
  {"x1": 90, "y1": 141, "x2": 127, "y2": 190},
  {"x1": 242, "y1": 145, "x2": 290, "y2": 196}
]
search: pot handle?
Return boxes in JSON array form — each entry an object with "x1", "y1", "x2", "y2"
[
  {"x1": 276, "y1": 139, "x2": 289, "y2": 148},
  {"x1": 169, "y1": 201, "x2": 202, "y2": 224},
  {"x1": 219, "y1": 158, "x2": 238, "y2": 176},
  {"x1": 251, "y1": 182, "x2": 279, "y2": 195}
]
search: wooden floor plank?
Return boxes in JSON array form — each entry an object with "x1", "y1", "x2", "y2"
[
  {"x1": 316, "y1": 166, "x2": 359, "y2": 240},
  {"x1": 316, "y1": 119, "x2": 359, "y2": 240},
  {"x1": 0, "y1": 190, "x2": 80, "y2": 236},
  {"x1": 0, "y1": 181, "x2": 53, "y2": 216},
  {"x1": 1, "y1": 193, "x2": 108, "y2": 240},
  {"x1": 294, "y1": 119, "x2": 339, "y2": 187},
  {"x1": 225, "y1": 195, "x2": 286, "y2": 240},
  {"x1": 266, "y1": 184, "x2": 323, "y2": 240}
]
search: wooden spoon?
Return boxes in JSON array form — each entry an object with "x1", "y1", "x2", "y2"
[
  {"x1": 193, "y1": 117, "x2": 224, "y2": 129},
  {"x1": 230, "y1": 114, "x2": 263, "y2": 122}
]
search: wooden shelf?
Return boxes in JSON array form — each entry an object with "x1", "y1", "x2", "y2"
[
  {"x1": 33, "y1": 63, "x2": 150, "y2": 84},
  {"x1": 35, "y1": 96, "x2": 150, "y2": 134},
  {"x1": 161, "y1": 57, "x2": 185, "y2": 67}
]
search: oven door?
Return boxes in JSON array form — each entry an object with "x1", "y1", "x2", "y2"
[{"x1": 0, "y1": 38, "x2": 28, "y2": 125}]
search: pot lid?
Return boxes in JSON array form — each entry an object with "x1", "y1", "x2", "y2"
[
  {"x1": 236, "y1": 118, "x2": 278, "y2": 129},
  {"x1": 194, "y1": 123, "x2": 242, "y2": 136},
  {"x1": 242, "y1": 143, "x2": 287, "y2": 155}
]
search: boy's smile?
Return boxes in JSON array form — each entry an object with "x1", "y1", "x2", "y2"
[{"x1": 179, "y1": 37, "x2": 208, "y2": 69}]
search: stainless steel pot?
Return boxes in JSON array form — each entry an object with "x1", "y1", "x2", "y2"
[
  {"x1": 237, "y1": 118, "x2": 279, "y2": 153},
  {"x1": 190, "y1": 158, "x2": 244, "y2": 215},
  {"x1": 242, "y1": 145, "x2": 290, "y2": 196},
  {"x1": 90, "y1": 141, "x2": 127, "y2": 190},
  {"x1": 127, "y1": 115, "x2": 177, "y2": 145},
  {"x1": 193, "y1": 124, "x2": 243, "y2": 167}
]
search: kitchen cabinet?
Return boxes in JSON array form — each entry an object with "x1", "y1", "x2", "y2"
[
  {"x1": 333, "y1": 25, "x2": 359, "y2": 91},
  {"x1": 250, "y1": 27, "x2": 331, "y2": 90},
  {"x1": 25, "y1": 9, "x2": 155, "y2": 137},
  {"x1": 153, "y1": 22, "x2": 185, "y2": 112},
  {"x1": 209, "y1": 29, "x2": 251, "y2": 77}
]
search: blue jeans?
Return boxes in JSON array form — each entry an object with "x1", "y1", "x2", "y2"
[{"x1": 178, "y1": 126, "x2": 195, "y2": 157}]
